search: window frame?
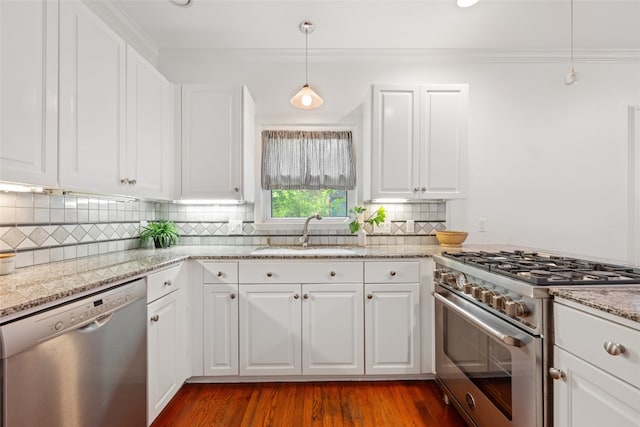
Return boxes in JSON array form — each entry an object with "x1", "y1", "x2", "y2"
[{"x1": 255, "y1": 125, "x2": 359, "y2": 229}]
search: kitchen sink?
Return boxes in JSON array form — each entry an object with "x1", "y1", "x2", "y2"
[{"x1": 251, "y1": 246, "x2": 357, "y2": 256}]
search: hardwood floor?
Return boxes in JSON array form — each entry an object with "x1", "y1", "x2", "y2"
[{"x1": 151, "y1": 380, "x2": 467, "y2": 427}]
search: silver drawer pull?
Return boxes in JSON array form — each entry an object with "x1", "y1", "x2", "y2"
[
  {"x1": 217, "y1": 271, "x2": 223, "y2": 277},
  {"x1": 150, "y1": 315, "x2": 159, "y2": 322},
  {"x1": 230, "y1": 293, "x2": 236, "y2": 300},
  {"x1": 603, "y1": 341, "x2": 626, "y2": 356},
  {"x1": 549, "y1": 367, "x2": 565, "y2": 380},
  {"x1": 163, "y1": 280, "x2": 172, "y2": 287},
  {"x1": 389, "y1": 271, "x2": 396, "y2": 277},
  {"x1": 330, "y1": 271, "x2": 336, "y2": 277},
  {"x1": 267, "y1": 272, "x2": 273, "y2": 277}
]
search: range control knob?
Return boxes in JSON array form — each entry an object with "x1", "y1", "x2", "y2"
[
  {"x1": 463, "y1": 283, "x2": 474, "y2": 294},
  {"x1": 505, "y1": 300, "x2": 529, "y2": 317},
  {"x1": 471, "y1": 286, "x2": 485, "y2": 300},
  {"x1": 481, "y1": 289, "x2": 497, "y2": 304},
  {"x1": 440, "y1": 272, "x2": 456, "y2": 286}
]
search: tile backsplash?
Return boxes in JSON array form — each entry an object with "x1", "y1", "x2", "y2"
[{"x1": 0, "y1": 191, "x2": 445, "y2": 268}]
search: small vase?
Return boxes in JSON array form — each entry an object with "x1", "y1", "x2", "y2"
[{"x1": 357, "y1": 229, "x2": 367, "y2": 247}]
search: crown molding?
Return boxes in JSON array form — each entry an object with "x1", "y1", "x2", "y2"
[
  {"x1": 82, "y1": 0, "x2": 160, "y2": 66},
  {"x1": 159, "y1": 48, "x2": 640, "y2": 64}
]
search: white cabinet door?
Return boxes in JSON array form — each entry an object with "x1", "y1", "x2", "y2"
[
  {"x1": 239, "y1": 284, "x2": 301, "y2": 376},
  {"x1": 147, "y1": 289, "x2": 182, "y2": 424},
  {"x1": 181, "y1": 85, "x2": 242, "y2": 200},
  {"x1": 371, "y1": 84, "x2": 468, "y2": 200},
  {"x1": 0, "y1": 0, "x2": 58, "y2": 187},
  {"x1": 371, "y1": 85, "x2": 420, "y2": 199},
  {"x1": 59, "y1": 0, "x2": 126, "y2": 194},
  {"x1": 302, "y1": 284, "x2": 364, "y2": 375},
  {"x1": 553, "y1": 347, "x2": 640, "y2": 427},
  {"x1": 203, "y1": 284, "x2": 238, "y2": 376},
  {"x1": 126, "y1": 46, "x2": 172, "y2": 199},
  {"x1": 365, "y1": 283, "x2": 420, "y2": 374},
  {"x1": 419, "y1": 85, "x2": 468, "y2": 198}
]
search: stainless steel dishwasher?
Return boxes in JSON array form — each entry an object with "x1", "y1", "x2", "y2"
[{"x1": 0, "y1": 278, "x2": 147, "y2": 427}]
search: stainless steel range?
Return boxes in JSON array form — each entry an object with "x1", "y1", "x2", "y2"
[{"x1": 432, "y1": 250, "x2": 640, "y2": 427}]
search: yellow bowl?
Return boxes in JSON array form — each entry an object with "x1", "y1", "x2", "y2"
[{"x1": 435, "y1": 231, "x2": 468, "y2": 247}]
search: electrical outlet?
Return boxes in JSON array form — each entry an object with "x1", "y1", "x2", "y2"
[
  {"x1": 405, "y1": 219, "x2": 415, "y2": 233},
  {"x1": 376, "y1": 221, "x2": 391, "y2": 234},
  {"x1": 478, "y1": 218, "x2": 487, "y2": 232},
  {"x1": 228, "y1": 219, "x2": 243, "y2": 235}
]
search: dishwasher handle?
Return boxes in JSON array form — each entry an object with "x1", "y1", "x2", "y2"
[{"x1": 77, "y1": 313, "x2": 114, "y2": 333}]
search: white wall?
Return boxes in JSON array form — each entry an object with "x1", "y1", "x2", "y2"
[{"x1": 159, "y1": 56, "x2": 640, "y2": 262}]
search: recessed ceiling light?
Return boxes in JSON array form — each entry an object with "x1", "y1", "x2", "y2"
[
  {"x1": 457, "y1": 0, "x2": 479, "y2": 7},
  {"x1": 169, "y1": 0, "x2": 191, "y2": 6}
]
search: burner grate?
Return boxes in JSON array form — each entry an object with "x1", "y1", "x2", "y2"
[{"x1": 442, "y1": 251, "x2": 640, "y2": 285}]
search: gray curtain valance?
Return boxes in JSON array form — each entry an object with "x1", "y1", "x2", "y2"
[{"x1": 261, "y1": 130, "x2": 356, "y2": 190}]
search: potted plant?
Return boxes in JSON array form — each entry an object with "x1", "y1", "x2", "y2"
[
  {"x1": 347, "y1": 206, "x2": 386, "y2": 246},
  {"x1": 140, "y1": 220, "x2": 180, "y2": 249}
]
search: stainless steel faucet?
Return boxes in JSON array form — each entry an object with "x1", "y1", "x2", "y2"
[{"x1": 299, "y1": 213, "x2": 322, "y2": 247}]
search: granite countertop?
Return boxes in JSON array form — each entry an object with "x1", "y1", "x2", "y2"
[
  {"x1": 549, "y1": 287, "x2": 640, "y2": 324},
  {"x1": 0, "y1": 244, "x2": 441, "y2": 321}
]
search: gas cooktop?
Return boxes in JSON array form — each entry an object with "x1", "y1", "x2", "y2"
[{"x1": 442, "y1": 250, "x2": 640, "y2": 285}]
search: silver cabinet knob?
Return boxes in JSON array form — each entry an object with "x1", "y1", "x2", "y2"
[
  {"x1": 330, "y1": 271, "x2": 336, "y2": 277},
  {"x1": 367, "y1": 294, "x2": 373, "y2": 300},
  {"x1": 163, "y1": 280, "x2": 172, "y2": 287},
  {"x1": 293, "y1": 293, "x2": 300, "y2": 299},
  {"x1": 549, "y1": 367, "x2": 565, "y2": 380},
  {"x1": 120, "y1": 178, "x2": 129, "y2": 184},
  {"x1": 266, "y1": 272, "x2": 273, "y2": 277},
  {"x1": 217, "y1": 271, "x2": 223, "y2": 277},
  {"x1": 413, "y1": 187, "x2": 419, "y2": 192},
  {"x1": 234, "y1": 187, "x2": 239, "y2": 192},
  {"x1": 129, "y1": 179, "x2": 137, "y2": 185},
  {"x1": 150, "y1": 315, "x2": 159, "y2": 322},
  {"x1": 230, "y1": 293, "x2": 236, "y2": 300},
  {"x1": 603, "y1": 341, "x2": 626, "y2": 356},
  {"x1": 389, "y1": 271, "x2": 396, "y2": 277},
  {"x1": 421, "y1": 187, "x2": 426, "y2": 192},
  {"x1": 303, "y1": 294, "x2": 309, "y2": 300}
]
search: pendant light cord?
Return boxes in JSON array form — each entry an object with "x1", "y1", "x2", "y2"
[
  {"x1": 305, "y1": 29, "x2": 309, "y2": 85},
  {"x1": 570, "y1": 0, "x2": 574, "y2": 67}
]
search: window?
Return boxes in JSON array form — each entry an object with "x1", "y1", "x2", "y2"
[{"x1": 260, "y1": 129, "x2": 356, "y2": 221}]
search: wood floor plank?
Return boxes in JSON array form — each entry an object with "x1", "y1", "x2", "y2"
[{"x1": 151, "y1": 381, "x2": 466, "y2": 427}]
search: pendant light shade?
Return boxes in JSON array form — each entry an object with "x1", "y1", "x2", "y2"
[
  {"x1": 457, "y1": 0, "x2": 479, "y2": 7},
  {"x1": 565, "y1": 0, "x2": 579, "y2": 85},
  {"x1": 291, "y1": 21, "x2": 323, "y2": 109}
]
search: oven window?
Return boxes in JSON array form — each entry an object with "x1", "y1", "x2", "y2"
[{"x1": 444, "y1": 308, "x2": 513, "y2": 420}]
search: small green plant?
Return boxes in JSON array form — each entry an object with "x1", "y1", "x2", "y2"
[
  {"x1": 140, "y1": 220, "x2": 180, "y2": 248},
  {"x1": 347, "y1": 206, "x2": 386, "y2": 233}
]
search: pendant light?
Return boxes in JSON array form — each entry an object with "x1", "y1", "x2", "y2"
[
  {"x1": 565, "y1": 0, "x2": 580, "y2": 85},
  {"x1": 290, "y1": 21, "x2": 323, "y2": 109},
  {"x1": 457, "y1": 0, "x2": 479, "y2": 7}
]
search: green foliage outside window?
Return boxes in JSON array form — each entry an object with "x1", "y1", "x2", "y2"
[{"x1": 271, "y1": 190, "x2": 347, "y2": 218}]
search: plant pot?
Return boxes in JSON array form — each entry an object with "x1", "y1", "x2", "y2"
[
  {"x1": 357, "y1": 229, "x2": 367, "y2": 247},
  {"x1": 153, "y1": 238, "x2": 170, "y2": 249}
]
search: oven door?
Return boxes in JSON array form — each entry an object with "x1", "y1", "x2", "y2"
[{"x1": 434, "y1": 286, "x2": 542, "y2": 427}]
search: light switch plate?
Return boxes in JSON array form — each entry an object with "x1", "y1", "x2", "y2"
[
  {"x1": 228, "y1": 219, "x2": 243, "y2": 235},
  {"x1": 405, "y1": 219, "x2": 415, "y2": 233}
]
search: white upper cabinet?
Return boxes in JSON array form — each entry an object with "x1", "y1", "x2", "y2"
[
  {"x1": 180, "y1": 85, "x2": 255, "y2": 200},
  {"x1": 59, "y1": 0, "x2": 127, "y2": 195},
  {"x1": 0, "y1": 0, "x2": 58, "y2": 187},
  {"x1": 372, "y1": 84, "x2": 468, "y2": 200},
  {"x1": 126, "y1": 46, "x2": 172, "y2": 199}
]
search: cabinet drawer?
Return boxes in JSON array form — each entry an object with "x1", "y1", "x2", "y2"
[
  {"x1": 239, "y1": 262, "x2": 363, "y2": 284},
  {"x1": 365, "y1": 261, "x2": 419, "y2": 283},
  {"x1": 147, "y1": 264, "x2": 182, "y2": 303},
  {"x1": 203, "y1": 262, "x2": 238, "y2": 284},
  {"x1": 554, "y1": 303, "x2": 640, "y2": 389}
]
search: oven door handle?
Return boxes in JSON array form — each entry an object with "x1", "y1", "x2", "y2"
[{"x1": 433, "y1": 291, "x2": 523, "y2": 347}]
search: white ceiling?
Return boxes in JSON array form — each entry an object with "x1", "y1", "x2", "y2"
[{"x1": 110, "y1": 0, "x2": 640, "y2": 52}]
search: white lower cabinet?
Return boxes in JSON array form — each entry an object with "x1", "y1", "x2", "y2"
[
  {"x1": 552, "y1": 302, "x2": 640, "y2": 427},
  {"x1": 203, "y1": 284, "x2": 239, "y2": 376},
  {"x1": 239, "y1": 283, "x2": 364, "y2": 376},
  {"x1": 147, "y1": 265, "x2": 187, "y2": 425},
  {"x1": 364, "y1": 283, "x2": 420, "y2": 374}
]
